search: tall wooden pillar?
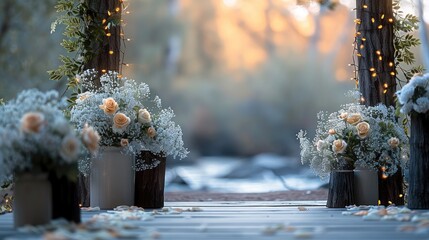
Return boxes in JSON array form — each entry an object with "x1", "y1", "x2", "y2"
[
  {"x1": 78, "y1": 0, "x2": 122, "y2": 207},
  {"x1": 356, "y1": 0, "x2": 404, "y2": 206}
]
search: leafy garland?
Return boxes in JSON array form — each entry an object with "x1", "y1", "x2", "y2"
[
  {"x1": 48, "y1": 0, "x2": 121, "y2": 105},
  {"x1": 392, "y1": 0, "x2": 424, "y2": 83}
]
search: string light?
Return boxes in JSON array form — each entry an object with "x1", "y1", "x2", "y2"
[
  {"x1": 378, "y1": 24, "x2": 383, "y2": 29},
  {"x1": 106, "y1": 33, "x2": 111, "y2": 37},
  {"x1": 389, "y1": 62, "x2": 394, "y2": 67},
  {"x1": 109, "y1": 50, "x2": 114, "y2": 55},
  {"x1": 115, "y1": 7, "x2": 121, "y2": 12}
]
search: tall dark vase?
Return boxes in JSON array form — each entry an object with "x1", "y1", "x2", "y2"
[
  {"x1": 408, "y1": 112, "x2": 429, "y2": 209},
  {"x1": 134, "y1": 151, "x2": 166, "y2": 209},
  {"x1": 49, "y1": 168, "x2": 81, "y2": 223},
  {"x1": 327, "y1": 170, "x2": 355, "y2": 208}
]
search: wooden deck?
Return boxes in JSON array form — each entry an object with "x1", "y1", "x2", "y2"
[{"x1": 0, "y1": 201, "x2": 428, "y2": 239}]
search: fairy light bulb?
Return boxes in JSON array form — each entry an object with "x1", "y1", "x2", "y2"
[{"x1": 109, "y1": 50, "x2": 114, "y2": 55}]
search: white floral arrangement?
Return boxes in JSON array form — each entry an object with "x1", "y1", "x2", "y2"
[
  {"x1": 70, "y1": 70, "x2": 188, "y2": 173},
  {"x1": 297, "y1": 97, "x2": 409, "y2": 179},
  {"x1": 396, "y1": 73, "x2": 429, "y2": 114},
  {"x1": 0, "y1": 89, "x2": 100, "y2": 183}
]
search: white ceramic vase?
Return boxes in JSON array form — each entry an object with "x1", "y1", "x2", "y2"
[
  {"x1": 354, "y1": 166, "x2": 379, "y2": 206},
  {"x1": 13, "y1": 172, "x2": 52, "y2": 228},
  {"x1": 90, "y1": 147, "x2": 135, "y2": 209}
]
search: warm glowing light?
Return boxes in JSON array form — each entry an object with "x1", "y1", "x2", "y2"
[
  {"x1": 126, "y1": 38, "x2": 131, "y2": 41},
  {"x1": 102, "y1": 19, "x2": 107, "y2": 24},
  {"x1": 388, "y1": 18, "x2": 394, "y2": 23},
  {"x1": 360, "y1": 44, "x2": 364, "y2": 49},
  {"x1": 389, "y1": 62, "x2": 394, "y2": 67},
  {"x1": 118, "y1": 74, "x2": 122, "y2": 78},
  {"x1": 357, "y1": 53, "x2": 362, "y2": 57},
  {"x1": 126, "y1": 11, "x2": 130, "y2": 14},
  {"x1": 360, "y1": 97, "x2": 365, "y2": 102},
  {"x1": 101, "y1": 69, "x2": 107, "y2": 73},
  {"x1": 115, "y1": 7, "x2": 121, "y2": 12},
  {"x1": 109, "y1": 50, "x2": 114, "y2": 55},
  {"x1": 125, "y1": 63, "x2": 130, "y2": 67},
  {"x1": 384, "y1": 83, "x2": 388, "y2": 88},
  {"x1": 390, "y1": 71, "x2": 396, "y2": 76},
  {"x1": 362, "y1": 37, "x2": 366, "y2": 41},
  {"x1": 106, "y1": 33, "x2": 111, "y2": 37},
  {"x1": 388, "y1": 201, "x2": 393, "y2": 205},
  {"x1": 370, "y1": 67, "x2": 375, "y2": 72},
  {"x1": 108, "y1": 10, "x2": 112, "y2": 16},
  {"x1": 376, "y1": 50, "x2": 381, "y2": 55},
  {"x1": 223, "y1": 0, "x2": 237, "y2": 7},
  {"x1": 381, "y1": 14, "x2": 385, "y2": 19},
  {"x1": 399, "y1": 194, "x2": 404, "y2": 198},
  {"x1": 378, "y1": 25, "x2": 383, "y2": 29},
  {"x1": 371, "y1": 18, "x2": 375, "y2": 23},
  {"x1": 383, "y1": 89, "x2": 388, "y2": 94},
  {"x1": 378, "y1": 200, "x2": 381, "y2": 205},
  {"x1": 372, "y1": 72, "x2": 377, "y2": 77},
  {"x1": 379, "y1": 56, "x2": 383, "y2": 61},
  {"x1": 354, "y1": 19, "x2": 361, "y2": 24},
  {"x1": 363, "y1": 4, "x2": 368, "y2": 9},
  {"x1": 290, "y1": 5, "x2": 309, "y2": 22}
]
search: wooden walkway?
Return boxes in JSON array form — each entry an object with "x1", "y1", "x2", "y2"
[{"x1": 0, "y1": 201, "x2": 428, "y2": 239}]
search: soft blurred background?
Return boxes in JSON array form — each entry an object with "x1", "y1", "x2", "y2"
[{"x1": 0, "y1": 0, "x2": 426, "y2": 194}]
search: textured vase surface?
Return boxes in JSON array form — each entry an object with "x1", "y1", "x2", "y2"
[{"x1": 354, "y1": 167, "x2": 379, "y2": 206}]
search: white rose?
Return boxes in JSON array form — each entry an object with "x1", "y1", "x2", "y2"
[
  {"x1": 356, "y1": 122, "x2": 370, "y2": 139},
  {"x1": 138, "y1": 109, "x2": 152, "y2": 124},
  {"x1": 120, "y1": 138, "x2": 129, "y2": 147},
  {"x1": 316, "y1": 140, "x2": 327, "y2": 151},
  {"x1": 60, "y1": 135, "x2": 80, "y2": 163},
  {"x1": 346, "y1": 113, "x2": 362, "y2": 125},
  {"x1": 332, "y1": 139, "x2": 347, "y2": 154}
]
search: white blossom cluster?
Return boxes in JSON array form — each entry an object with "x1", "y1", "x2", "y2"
[
  {"x1": 297, "y1": 101, "x2": 409, "y2": 179},
  {"x1": 71, "y1": 70, "x2": 188, "y2": 173},
  {"x1": 0, "y1": 89, "x2": 95, "y2": 183},
  {"x1": 397, "y1": 73, "x2": 429, "y2": 114}
]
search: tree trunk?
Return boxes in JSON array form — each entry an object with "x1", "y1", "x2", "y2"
[
  {"x1": 78, "y1": 0, "x2": 122, "y2": 207},
  {"x1": 134, "y1": 151, "x2": 166, "y2": 209},
  {"x1": 408, "y1": 112, "x2": 429, "y2": 209},
  {"x1": 356, "y1": 0, "x2": 404, "y2": 206}
]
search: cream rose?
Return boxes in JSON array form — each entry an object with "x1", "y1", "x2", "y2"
[
  {"x1": 138, "y1": 109, "x2": 152, "y2": 124},
  {"x1": 339, "y1": 112, "x2": 348, "y2": 120},
  {"x1": 388, "y1": 137, "x2": 400, "y2": 148},
  {"x1": 332, "y1": 139, "x2": 347, "y2": 154},
  {"x1": 81, "y1": 124, "x2": 100, "y2": 154},
  {"x1": 20, "y1": 112, "x2": 45, "y2": 134},
  {"x1": 59, "y1": 135, "x2": 80, "y2": 163},
  {"x1": 356, "y1": 122, "x2": 370, "y2": 139},
  {"x1": 120, "y1": 138, "x2": 129, "y2": 147},
  {"x1": 316, "y1": 140, "x2": 327, "y2": 151},
  {"x1": 328, "y1": 129, "x2": 336, "y2": 135},
  {"x1": 147, "y1": 126, "x2": 157, "y2": 138},
  {"x1": 99, "y1": 97, "x2": 119, "y2": 115},
  {"x1": 113, "y1": 113, "x2": 131, "y2": 133},
  {"x1": 78, "y1": 92, "x2": 91, "y2": 102},
  {"x1": 346, "y1": 113, "x2": 362, "y2": 125}
]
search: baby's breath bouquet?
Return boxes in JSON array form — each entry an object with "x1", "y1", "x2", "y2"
[
  {"x1": 297, "y1": 94, "x2": 409, "y2": 179},
  {"x1": 70, "y1": 70, "x2": 188, "y2": 173},
  {"x1": 396, "y1": 73, "x2": 429, "y2": 114},
  {"x1": 0, "y1": 89, "x2": 100, "y2": 183}
]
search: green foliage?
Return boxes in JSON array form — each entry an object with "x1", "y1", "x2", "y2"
[
  {"x1": 49, "y1": 0, "x2": 121, "y2": 97},
  {"x1": 393, "y1": 0, "x2": 424, "y2": 83}
]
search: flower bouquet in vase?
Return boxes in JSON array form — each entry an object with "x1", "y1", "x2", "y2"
[
  {"x1": 298, "y1": 92, "x2": 409, "y2": 207},
  {"x1": 397, "y1": 73, "x2": 429, "y2": 209},
  {"x1": 71, "y1": 70, "x2": 188, "y2": 209},
  {"x1": 0, "y1": 89, "x2": 99, "y2": 226}
]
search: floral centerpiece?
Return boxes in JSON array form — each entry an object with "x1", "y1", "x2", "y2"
[
  {"x1": 297, "y1": 94, "x2": 409, "y2": 179},
  {"x1": 0, "y1": 89, "x2": 99, "y2": 181},
  {"x1": 70, "y1": 70, "x2": 188, "y2": 173},
  {"x1": 0, "y1": 89, "x2": 99, "y2": 225}
]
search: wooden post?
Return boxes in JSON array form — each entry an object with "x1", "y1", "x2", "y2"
[
  {"x1": 356, "y1": 0, "x2": 404, "y2": 206},
  {"x1": 78, "y1": 0, "x2": 122, "y2": 207},
  {"x1": 408, "y1": 112, "x2": 429, "y2": 209}
]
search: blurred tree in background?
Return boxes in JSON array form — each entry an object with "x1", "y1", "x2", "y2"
[{"x1": 0, "y1": 0, "x2": 64, "y2": 99}]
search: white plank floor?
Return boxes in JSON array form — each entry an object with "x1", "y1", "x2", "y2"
[{"x1": 0, "y1": 201, "x2": 428, "y2": 239}]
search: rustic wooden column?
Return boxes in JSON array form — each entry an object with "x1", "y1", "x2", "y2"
[
  {"x1": 78, "y1": 0, "x2": 122, "y2": 207},
  {"x1": 356, "y1": 0, "x2": 404, "y2": 206}
]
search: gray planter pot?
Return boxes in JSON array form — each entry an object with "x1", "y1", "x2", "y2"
[
  {"x1": 13, "y1": 173, "x2": 52, "y2": 227},
  {"x1": 90, "y1": 147, "x2": 135, "y2": 209},
  {"x1": 354, "y1": 166, "x2": 379, "y2": 206}
]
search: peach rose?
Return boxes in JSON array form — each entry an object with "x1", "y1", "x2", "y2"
[
  {"x1": 59, "y1": 135, "x2": 80, "y2": 163},
  {"x1": 113, "y1": 113, "x2": 131, "y2": 133},
  {"x1": 346, "y1": 113, "x2": 362, "y2": 125},
  {"x1": 78, "y1": 92, "x2": 91, "y2": 102},
  {"x1": 138, "y1": 109, "x2": 152, "y2": 124},
  {"x1": 20, "y1": 112, "x2": 45, "y2": 134},
  {"x1": 356, "y1": 122, "x2": 370, "y2": 139},
  {"x1": 328, "y1": 129, "x2": 336, "y2": 135},
  {"x1": 81, "y1": 124, "x2": 100, "y2": 154},
  {"x1": 99, "y1": 97, "x2": 119, "y2": 115},
  {"x1": 120, "y1": 138, "x2": 129, "y2": 147},
  {"x1": 332, "y1": 139, "x2": 347, "y2": 154},
  {"x1": 388, "y1": 137, "x2": 400, "y2": 148},
  {"x1": 147, "y1": 126, "x2": 157, "y2": 138}
]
